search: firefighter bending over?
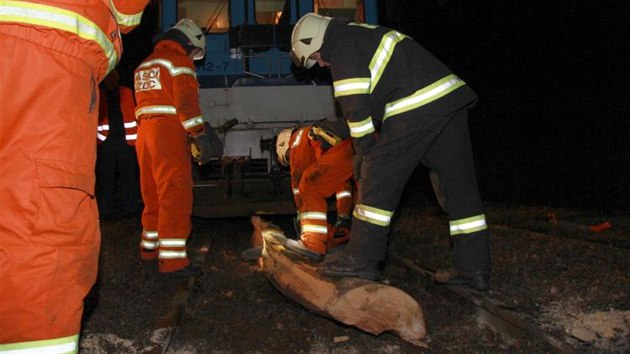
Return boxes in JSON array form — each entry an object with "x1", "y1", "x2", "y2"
[
  {"x1": 134, "y1": 18, "x2": 222, "y2": 276},
  {"x1": 275, "y1": 120, "x2": 355, "y2": 260},
  {"x1": 0, "y1": 1, "x2": 148, "y2": 352},
  {"x1": 291, "y1": 13, "x2": 491, "y2": 291}
]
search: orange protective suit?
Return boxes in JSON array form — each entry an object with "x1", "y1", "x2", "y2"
[
  {"x1": 0, "y1": 1, "x2": 147, "y2": 352},
  {"x1": 134, "y1": 40, "x2": 205, "y2": 273},
  {"x1": 289, "y1": 127, "x2": 355, "y2": 254},
  {"x1": 97, "y1": 86, "x2": 139, "y2": 146}
]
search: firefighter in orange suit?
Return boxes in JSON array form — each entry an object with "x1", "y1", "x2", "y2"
[
  {"x1": 96, "y1": 69, "x2": 140, "y2": 220},
  {"x1": 134, "y1": 18, "x2": 219, "y2": 275},
  {"x1": 275, "y1": 122, "x2": 355, "y2": 259},
  {"x1": 0, "y1": 1, "x2": 148, "y2": 352}
]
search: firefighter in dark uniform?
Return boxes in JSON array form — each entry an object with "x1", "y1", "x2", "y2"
[{"x1": 290, "y1": 13, "x2": 490, "y2": 291}]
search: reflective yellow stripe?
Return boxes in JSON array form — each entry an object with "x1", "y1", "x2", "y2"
[
  {"x1": 181, "y1": 116, "x2": 204, "y2": 130},
  {"x1": 299, "y1": 212, "x2": 327, "y2": 221},
  {"x1": 142, "y1": 229, "x2": 159, "y2": 239},
  {"x1": 301, "y1": 224, "x2": 328, "y2": 235},
  {"x1": 159, "y1": 239, "x2": 187, "y2": 247},
  {"x1": 158, "y1": 250, "x2": 187, "y2": 259},
  {"x1": 0, "y1": 334, "x2": 78, "y2": 354},
  {"x1": 353, "y1": 204, "x2": 393, "y2": 227},
  {"x1": 450, "y1": 214, "x2": 487, "y2": 235},
  {"x1": 109, "y1": 0, "x2": 143, "y2": 28},
  {"x1": 336, "y1": 190, "x2": 352, "y2": 199},
  {"x1": 137, "y1": 59, "x2": 196, "y2": 77},
  {"x1": 135, "y1": 105, "x2": 177, "y2": 118},
  {"x1": 0, "y1": 1, "x2": 118, "y2": 73},
  {"x1": 348, "y1": 117, "x2": 375, "y2": 138},
  {"x1": 333, "y1": 78, "x2": 371, "y2": 97},
  {"x1": 369, "y1": 30, "x2": 407, "y2": 92},
  {"x1": 384, "y1": 74, "x2": 465, "y2": 120},
  {"x1": 291, "y1": 128, "x2": 306, "y2": 148}
]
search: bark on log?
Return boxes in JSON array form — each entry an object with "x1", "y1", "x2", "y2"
[{"x1": 250, "y1": 216, "x2": 427, "y2": 347}]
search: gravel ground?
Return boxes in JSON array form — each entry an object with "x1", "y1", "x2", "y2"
[{"x1": 80, "y1": 204, "x2": 630, "y2": 353}]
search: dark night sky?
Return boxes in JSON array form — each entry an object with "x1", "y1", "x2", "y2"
[{"x1": 379, "y1": 0, "x2": 630, "y2": 212}]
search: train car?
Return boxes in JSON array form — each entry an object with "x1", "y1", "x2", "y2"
[{"x1": 158, "y1": 0, "x2": 379, "y2": 217}]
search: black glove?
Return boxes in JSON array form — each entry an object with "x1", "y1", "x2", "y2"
[{"x1": 191, "y1": 133, "x2": 213, "y2": 165}]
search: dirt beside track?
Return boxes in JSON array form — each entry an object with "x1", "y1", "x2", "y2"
[{"x1": 80, "y1": 205, "x2": 630, "y2": 353}]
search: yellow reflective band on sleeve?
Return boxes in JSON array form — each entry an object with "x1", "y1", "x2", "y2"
[
  {"x1": 449, "y1": 214, "x2": 487, "y2": 235},
  {"x1": 158, "y1": 250, "x2": 187, "y2": 259},
  {"x1": 333, "y1": 78, "x2": 371, "y2": 97},
  {"x1": 135, "y1": 105, "x2": 177, "y2": 118},
  {"x1": 384, "y1": 74, "x2": 465, "y2": 120},
  {"x1": 109, "y1": 0, "x2": 143, "y2": 28},
  {"x1": 299, "y1": 212, "x2": 327, "y2": 221},
  {"x1": 0, "y1": 1, "x2": 118, "y2": 73},
  {"x1": 181, "y1": 116, "x2": 204, "y2": 130},
  {"x1": 137, "y1": 59, "x2": 196, "y2": 77},
  {"x1": 302, "y1": 224, "x2": 328, "y2": 235},
  {"x1": 0, "y1": 334, "x2": 78, "y2": 354},
  {"x1": 369, "y1": 30, "x2": 407, "y2": 92},
  {"x1": 336, "y1": 190, "x2": 352, "y2": 199},
  {"x1": 159, "y1": 239, "x2": 187, "y2": 247},
  {"x1": 348, "y1": 117, "x2": 375, "y2": 138},
  {"x1": 353, "y1": 204, "x2": 393, "y2": 227}
]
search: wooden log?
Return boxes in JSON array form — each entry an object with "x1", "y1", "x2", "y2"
[{"x1": 250, "y1": 216, "x2": 427, "y2": 347}]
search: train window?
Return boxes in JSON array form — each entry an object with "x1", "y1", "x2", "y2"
[
  {"x1": 314, "y1": 0, "x2": 365, "y2": 23},
  {"x1": 177, "y1": 0, "x2": 230, "y2": 33},
  {"x1": 255, "y1": 0, "x2": 289, "y2": 25}
]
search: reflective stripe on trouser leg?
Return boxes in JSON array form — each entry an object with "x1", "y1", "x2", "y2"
[
  {"x1": 299, "y1": 211, "x2": 329, "y2": 237},
  {"x1": 140, "y1": 229, "x2": 159, "y2": 250},
  {"x1": 422, "y1": 108, "x2": 490, "y2": 271},
  {"x1": 345, "y1": 109, "x2": 452, "y2": 261}
]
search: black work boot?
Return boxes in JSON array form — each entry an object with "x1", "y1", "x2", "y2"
[
  {"x1": 433, "y1": 269, "x2": 490, "y2": 291},
  {"x1": 318, "y1": 252, "x2": 380, "y2": 281}
]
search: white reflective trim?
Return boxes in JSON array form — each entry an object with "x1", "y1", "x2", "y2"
[
  {"x1": 291, "y1": 128, "x2": 306, "y2": 148},
  {"x1": 384, "y1": 75, "x2": 464, "y2": 119},
  {"x1": 333, "y1": 78, "x2": 371, "y2": 97},
  {"x1": 353, "y1": 204, "x2": 393, "y2": 227},
  {"x1": 158, "y1": 250, "x2": 188, "y2": 259},
  {"x1": 109, "y1": 0, "x2": 143, "y2": 28},
  {"x1": 301, "y1": 224, "x2": 328, "y2": 235},
  {"x1": 140, "y1": 240, "x2": 158, "y2": 249},
  {"x1": 369, "y1": 31, "x2": 406, "y2": 91},
  {"x1": 97, "y1": 133, "x2": 107, "y2": 141},
  {"x1": 299, "y1": 212, "x2": 327, "y2": 221},
  {"x1": 450, "y1": 219, "x2": 486, "y2": 233},
  {"x1": 336, "y1": 190, "x2": 352, "y2": 199},
  {"x1": 0, "y1": 334, "x2": 78, "y2": 354},
  {"x1": 181, "y1": 116, "x2": 204, "y2": 130},
  {"x1": 97, "y1": 124, "x2": 109, "y2": 132},
  {"x1": 137, "y1": 58, "x2": 196, "y2": 77},
  {"x1": 126, "y1": 134, "x2": 137, "y2": 141},
  {"x1": 0, "y1": 2, "x2": 118, "y2": 73},
  {"x1": 135, "y1": 105, "x2": 177, "y2": 118},
  {"x1": 142, "y1": 230, "x2": 159, "y2": 239},
  {"x1": 348, "y1": 118, "x2": 375, "y2": 138},
  {"x1": 292, "y1": 188, "x2": 300, "y2": 196},
  {"x1": 124, "y1": 121, "x2": 137, "y2": 128},
  {"x1": 159, "y1": 239, "x2": 187, "y2": 247}
]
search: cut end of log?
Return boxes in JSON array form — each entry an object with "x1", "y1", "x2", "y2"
[{"x1": 254, "y1": 217, "x2": 427, "y2": 347}]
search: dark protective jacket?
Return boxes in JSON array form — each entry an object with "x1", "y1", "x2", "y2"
[{"x1": 319, "y1": 20, "x2": 478, "y2": 157}]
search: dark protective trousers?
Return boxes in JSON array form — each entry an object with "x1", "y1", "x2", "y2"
[
  {"x1": 96, "y1": 138, "x2": 140, "y2": 218},
  {"x1": 346, "y1": 107, "x2": 490, "y2": 272}
]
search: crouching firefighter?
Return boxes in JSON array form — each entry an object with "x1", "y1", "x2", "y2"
[
  {"x1": 134, "y1": 18, "x2": 222, "y2": 275},
  {"x1": 275, "y1": 120, "x2": 355, "y2": 261}
]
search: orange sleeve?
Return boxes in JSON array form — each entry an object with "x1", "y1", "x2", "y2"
[
  {"x1": 111, "y1": 0, "x2": 150, "y2": 33},
  {"x1": 172, "y1": 64, "x2": 205, "y2": 135}
]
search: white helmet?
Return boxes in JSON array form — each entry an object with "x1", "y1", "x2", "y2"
[
  {"x1": 172, "y1": 18, "x2": 206, "y2": 60},
  {"x1": 291, "y1": 13, "x2": 331, "y2": 69},
  {"x1": 275, "y1": 129, "x2": 293, "y2": 166}
]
